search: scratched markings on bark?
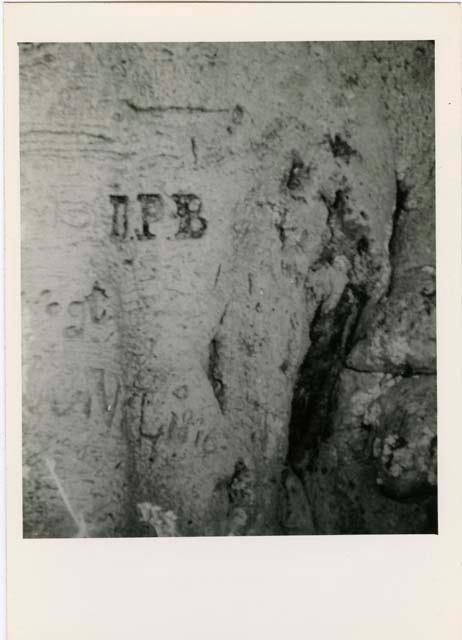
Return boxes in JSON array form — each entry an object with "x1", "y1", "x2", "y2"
[
  {"x1": 109, "y1": 194, "x2": 206, "y2": 241},
  {"x1": 20, "y1": 42, "x2": 436, "y2": 537}
]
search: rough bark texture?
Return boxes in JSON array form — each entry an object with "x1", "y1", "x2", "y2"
[{"x1": 20, "y1": 42, "x2": 436, "y2": 537}]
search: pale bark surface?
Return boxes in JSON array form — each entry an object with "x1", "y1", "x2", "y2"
[{"x1": 20, "y1": 42, "x2": 435, "y2": 537}]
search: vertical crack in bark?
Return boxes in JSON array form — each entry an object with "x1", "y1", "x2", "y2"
[
  {"x1": 191, "y1": 136, "x2": 198, "y2": 166},
  {"x1": 386, "y1": 177, "x2": 409, "y2": 296},
  {"x1": 207, "y1": 335, "x2": 226, "y2": 414}
]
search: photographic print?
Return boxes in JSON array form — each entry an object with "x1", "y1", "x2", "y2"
[{"x1": 20, "y1": 41, "x2": 436, "y2": 538}]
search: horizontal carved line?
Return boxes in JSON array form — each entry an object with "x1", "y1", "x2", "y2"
[
  {"x1": 21, "y1": 129, "x2": 114, "y2": 143},
  {"x1": 123, "y1": 99, "x2": 229, "y2": 115}
]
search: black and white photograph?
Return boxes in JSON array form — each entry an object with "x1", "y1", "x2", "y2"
[{"x1": 20, "y1": 40, "x2": 437, "y2": 538}]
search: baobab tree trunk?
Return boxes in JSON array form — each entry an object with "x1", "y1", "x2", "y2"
[{"x1": 20, "y1": 42, "x2": 436, "y2": 537}]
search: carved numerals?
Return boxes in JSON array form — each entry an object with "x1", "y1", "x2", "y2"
[{"x1": 110, "y1": 193, "x2": 207, "y2": 241}]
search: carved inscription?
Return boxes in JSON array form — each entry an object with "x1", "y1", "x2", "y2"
[
  {"x1": 24, "y1": 361, "x2": 122, "y2": 429},
  {"x1": 133, "y1": 388, "x2": 217, "y2": 456},
  {"x1": 172, "y1": 194, "x2": 207, "y2": 239},
  {"x1": 164, "y1": 409, "x2": 217, "y2": 455},
  {"x1": 50, "y1": 389, "x2": 91, "y2": 418},
  {"x1": 137, "y1": 194, "x2": 163, "y2": 239},
  {"x1": 109, "y1": 193, "x2": 207, "y2": 241},
  {"x1": 110, "y1": 195, "x2": 128, "y2": 240},
  {"x1": 37, "y1": 283, "x2": 112, "y2": 339}
]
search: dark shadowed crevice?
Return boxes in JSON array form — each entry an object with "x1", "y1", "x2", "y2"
[
  {"x1": 318, "y1": 188, "x2": 359, "y2": 266},
  {"x1": 274, "y1": 209, "x2": 287, "y2": 247},
  {"x1": 282, "y1": 283, "x2": 369, "y2": 536},
  {"x1": 425, "y1": 489, "x2": 438, "y2": 534},
  {"x1": 287, "y1": 284, "x2": 369, "y2": 470},
  {"x1": 326, "y1": 134, "x2": 360, "y2": 164},
  {"x1": 285, "y1": 152, "x2": 311, "y2": 192},
  {"x1": 386, "y1": 177, "x2": 409, "y2": 296}
]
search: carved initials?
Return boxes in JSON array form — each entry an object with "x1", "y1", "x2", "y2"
[
  {"x1": 109, "y1": 193, "x2": 207, "y2": 241},
  {"x1": 172, "y1": 194, "x2": 207, "y2": 239},
  {"x1": 110, "y1": 195, "x2": 128, "y2": 240},
  {"x1": 137, "y1": 194, "x2": 163, "y2": 239}
]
